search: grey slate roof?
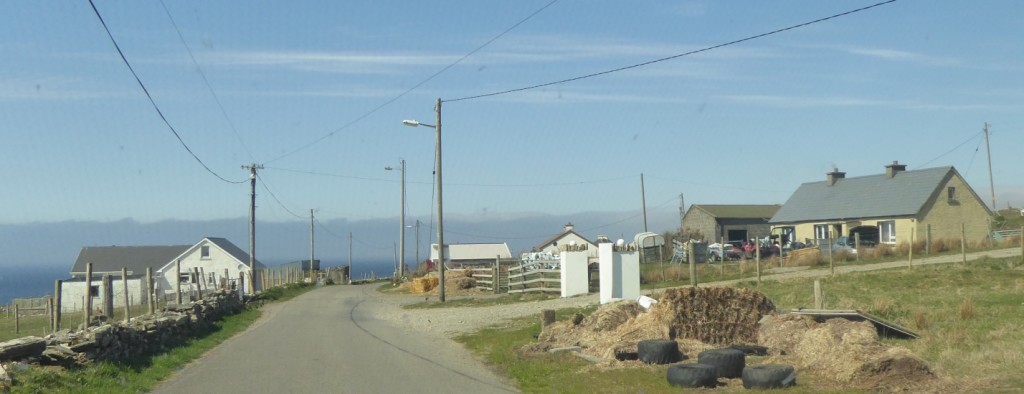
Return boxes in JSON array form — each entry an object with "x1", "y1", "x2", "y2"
[
  {"x1": 770, "y1": 166, "x2": 954, "y2": 224},
  {"x1": 204, "y1": 237, "x2": 265, "y2": 269},
  {"x1": 71, "y1": 245, "x2": 190, "y2": 276},
  {"x1": 692, "y1": 204, "x2": 781, "y2": 219}
]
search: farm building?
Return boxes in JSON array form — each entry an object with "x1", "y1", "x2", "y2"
[
  {"x1": 681, "y1": 204, "x2": 781, "y2": 243},
  {"x1": 430, "y1": 243, "x2": 512, "y2": 267},
  {"x1": 769, "y1": 162, "x2": 993, "y2": 246},
  {"x1": 531, "y1": 223, "x2": 597, "y2": 255}
]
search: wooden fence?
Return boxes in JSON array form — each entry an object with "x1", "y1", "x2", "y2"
[{"x1": 507, "y1": 259, "x2": 560, "y2": 294}]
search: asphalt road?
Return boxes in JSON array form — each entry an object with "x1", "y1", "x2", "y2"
[{"x1": 152, "y1": 284, "x2": 518, "y2": 394}]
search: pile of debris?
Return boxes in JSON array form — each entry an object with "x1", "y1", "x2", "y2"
[
  {"x1": 759, "y1": 314, "x2": 943, "y2": 392},
  {"x1": 532, "y1": 287, "x2": 946, "y2": 391},
  {"x1": 538, "y1": 287, "x2": 775, "y2": 361}
]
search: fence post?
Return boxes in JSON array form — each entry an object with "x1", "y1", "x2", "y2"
[
  {"x1": 239, "y1": 272, "x2": 245, "y2": 301},
  {"x1": 1020, "y1": 226, "x2": 1023, "y2": 265},
  {"x1": 102, "y1": 274, "x2": 113, "y2": 319},
  {"x1": 146, "y1": 267, "x2": 155, "y2": 315},
  {"x1": 961, "y1": 223, "x2": 967, "y2": 265},
  {"x1": 814, "y1": 280, "x2": 823, "y2": 309},
  {"x1": 541, "y1": 309, "x2": 556, "y2": 331},
  {"x1": 122, "y1": 267, "x2": 130, "y2": 323},
  {"x1": 908, "y1": 228, "x2": 915, "y2": 269},
  {"x1": 175, "y1": 259, "x2": 182, "y2": 305},
  {"x1": 54, "y1": 279, "x2": 63, "y2": 331},
  {"x1": 755, "y1": 242, "x2": 761, "y2": 283},
  {"x1": 47, "y1": 298, "x2": 53, "y2": 335},
  {"x1": 854, "y1": 232, "x2": 861, "y2": 262},
  {"x1": 195, "y1": 267, "x2": 204, "y2": 301},
  {"x1": 926, "y1": 224, "x2": 932, "y2": 254},
  {"x1": 14, "y1": 304, "x2": 19, "y2": 334},
  {"x1": 828, "y1": 230, "x2": 835, "y2": 276},
  {"x1": 84, "y1": 262, "x2": 93, "y2": 329},
  {"x1": 494, "y1": 256, "x2": 500, "y2": 295}
]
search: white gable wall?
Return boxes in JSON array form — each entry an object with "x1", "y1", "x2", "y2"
[{"x1": 156, "y1": 239, "x2": 253, "y2": 299}]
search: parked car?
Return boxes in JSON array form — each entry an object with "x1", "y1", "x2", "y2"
[{"x1": 708, "y1": 243, "x2": 743, "y2": 261}]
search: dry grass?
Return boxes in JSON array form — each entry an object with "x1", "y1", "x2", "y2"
[{"x1": 959, "y1": 297, "x2": 975, "y2": 320}]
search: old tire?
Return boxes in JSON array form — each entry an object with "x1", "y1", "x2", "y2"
[
  {"x1": 637, "y1": 339, "x2": 682, "y2": 364},
  {"x1": 742, "y1": 364, "x2": 797, "y2": 389},
  {"x1": 729, "y1": 344, "x2": 769, "y2": 356},
  {"x1": 697, "y1": 348, "x2": 745, "y2": 378},
  {"x1": 666, "y1": 363, "x2": 718, "y2": 388}
]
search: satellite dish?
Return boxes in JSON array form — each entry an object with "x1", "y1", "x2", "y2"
[
  {"x1": 616, "y1": 239, "x2": 625, "y2": 246},
  {"x1": 569, "y1": 240, "x2": 577, "y2": 246}
]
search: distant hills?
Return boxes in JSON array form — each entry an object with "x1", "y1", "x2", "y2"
[{"x1": 0, "y1": 207, "x2": 679, "y2": 269}]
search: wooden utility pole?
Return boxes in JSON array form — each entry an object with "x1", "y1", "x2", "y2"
[
  {"x1": 53, "y1": 280, "x2": 62, "y2": 331},
  {"x1": 146, "y1": 267, "x2": 155, "y2": 314},
  {"x1": 310, "y1": 209, "x2": 315, "y2": 282},
  {"x1": 983, "y1": 122, "x2": 996, "y2": 210},
  {"x1": 640, "y1": 173, "x2": 648, "y2": 233},
  {"x1": 121, "y1": 267, "x2": 130, "y2": 323},
  {"x1": 679, "y1": 193, "x2": 685, "y2": 231},
  {"x1": 242, "y1": 163, "x2": 263, "y2": 295},
  {"x1": 348, "y1": 232, "x2": 353, "y2": 284}
]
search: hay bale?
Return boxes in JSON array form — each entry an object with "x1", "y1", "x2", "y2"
[
  {"x1": 580, "y1": 301, "x2": 643, "y2": 332},
  {"x1": 652, "y1": 287, "x2": 776, "y2": 345},
  {"x1": 449, "y1": 276, "x2": 476, "y2": 290},
  {"x1": 409, "y1": 277, "x2": 438, "y2": 294}
]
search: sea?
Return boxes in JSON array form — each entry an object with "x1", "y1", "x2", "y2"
[{"x1": 0, "y1": 261, "x2": 401, "y2": 305}]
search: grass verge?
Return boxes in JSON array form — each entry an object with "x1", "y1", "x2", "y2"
[{"x1": 455, "y1": 258, "x2": 1024, "y2": 393}]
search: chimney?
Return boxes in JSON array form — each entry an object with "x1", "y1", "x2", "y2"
[
  {"x1": 885, "y1": 160, "x2": 907, "y2": 178},
  {"x1": 563, "y1": 222, "x2": 574, "y2": 232},
  {"x1": 826, "y1": 168, "x2": 846, "y2": 186}
]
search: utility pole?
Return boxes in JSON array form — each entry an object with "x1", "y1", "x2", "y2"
[
  {"x1": 983, "y1": 122, "x2": 996, "y2": 210},
  {"x1": 242, "y1": 163, "x2": 263, "y2": 295},
  {"x1": 414, "y1": 219, "x2": 422, "y2": 268},
  {"x1": 436, "y1": 98, "x2": 445, "y2": 302},
  {"x1": 679, "y1": 193, "x2": 686, "y2": 231},
  {"x1": 386, "y1": 160, "x2": 407, "y2": 279},
  {"x1": 348, "y1": 232, "x2": 353, "y2": 284},
  {"x1": 310, "y1": 209, "x2": 315, "y2": 282},
  {"x1": 641, "y1": 173, "x2": 648, "y2": 232}
]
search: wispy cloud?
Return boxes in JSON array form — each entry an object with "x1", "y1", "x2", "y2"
[
  {"x1": 810, "y1": 44, "x2": 964, "y2": 67},
  {"x1": 200, "y1": 50, "x2": 460, "y2": 74}
]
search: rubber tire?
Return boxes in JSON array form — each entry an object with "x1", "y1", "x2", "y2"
[
  {"x1": 637, "y1": 339, "x2": 683, "y2": 365},
  {"x1": 742, "y1": 365, "x2": 797, "y2": 389},
  {"x1": 729, "y1": 344, "x2": 769, "y2": 356},
  {"x1": 697, "y1": 348, "x2": 745, "y2": 379},
  {"x1": 666, "y1": 363, "x2": 718, "y2": 388}
]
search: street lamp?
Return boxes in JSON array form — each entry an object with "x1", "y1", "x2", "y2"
[
  {"x1": 384, "y1": 160, "x2": 406, "y2": 279},
  {"x1": 403, "y1": 98, "x2": 444, "y2": 302}
]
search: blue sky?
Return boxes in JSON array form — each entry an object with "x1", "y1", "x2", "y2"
[{"x1": 2, "y1": 0, "x2": 1022, "y2": 233}]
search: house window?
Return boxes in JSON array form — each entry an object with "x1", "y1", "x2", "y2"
[
  {"x1": 89, "y1": 285, "x2": 99, "y2": 297},
  {"x1": 180, "y1": 273, "x2": 191, "y2": 283},
  {"x1": 813, "y1": 225, "x2": 830, "y2": 241},
  {"x1": 947, "y1": 187, "x2": 958, "y2": 203},
  {"x1": 201, "y1": 246, "x2": 211, "y2": 259},
  {"x1": 879, "y1": 221, "x2": 896, "y2": 244}
]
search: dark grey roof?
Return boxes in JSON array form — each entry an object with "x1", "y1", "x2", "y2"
[
  {"x1": 770, "y1": 166, "x2": 955, "y2": 224},
  {"x1": 72, "y1": 245, "x2": 190, "y2": 276},
  {"x1": 692, "y1": 204, "x2": 781, "y2": 219}
]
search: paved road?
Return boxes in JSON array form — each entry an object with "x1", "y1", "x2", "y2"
[{"x1": 153, "y1": 284, "x2": 518, "y2": 394}]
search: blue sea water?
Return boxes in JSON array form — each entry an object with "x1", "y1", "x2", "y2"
[
  {"x1": 0, "y1": 265, "x2": 70, "y2": 305},
  {"x1": 0, "y1": 261, "x2": 401, "y2": 305}
]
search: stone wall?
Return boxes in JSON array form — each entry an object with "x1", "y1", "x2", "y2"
[{"x1": 0, "y1": 291, "x2": 245, "y2": 373}]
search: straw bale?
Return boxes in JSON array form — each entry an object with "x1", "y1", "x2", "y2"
[
  {"x1": 409, "y1": 277, "x2": 438, "y2": 294},
  {"x1": 579, "y1": 301, "x2": 643, "y2": 332},
  {"x1": 652, "y1": 287, "x2": 776, "y2": 344}
]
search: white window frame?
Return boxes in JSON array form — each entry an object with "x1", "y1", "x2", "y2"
[
  {"x1": 813, "y1": 224, "x2": 829, "y2": 240},
  {"x1": 879, "y1": 221, "x2": 896, "y2": 244},
  {"x1": 200, "y1": 245, "x2": 211, "y2": 259}
]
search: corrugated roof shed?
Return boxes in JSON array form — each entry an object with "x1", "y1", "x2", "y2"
[{"x1": 770, "y1": 166, "x2": 953, "y2": 223}]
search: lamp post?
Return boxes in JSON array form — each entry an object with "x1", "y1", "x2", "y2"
[
  {"x1": 403, "y1": 98, "x2": 444, "y2": 302},
  {"x1": 385, "y1": 159, "x2": 406, "y2": 279}
]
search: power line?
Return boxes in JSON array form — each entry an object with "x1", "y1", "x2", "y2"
[
  {"x1": 158, "y1": 0, "x2": 254, "y2": 161},
  {"x1": 914, "y1": 130, "x2": 984, "y2": 169},
  {"x1": 263, "y1": 0, "x2": 559, "y2": 165},
  {"x1": 447, "y1": 0, "x2": 897, "y2": 103},
  {"x1": 264, "y1": 166, "x2": 634, "y2": 187},
  {"x1": 87, "y1": 0, "x2": 246, "y2": 184},
  {"x1": 256, "y1": 173, "x2": 306, "y2": 219}
]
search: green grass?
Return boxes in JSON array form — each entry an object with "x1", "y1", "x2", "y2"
[
  {"x1": 456, "y1": 257, "x2": 1024, "y2": 393},
  {"x1": 6, "y1": 284, "x2": 316, "y2": 393}
]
